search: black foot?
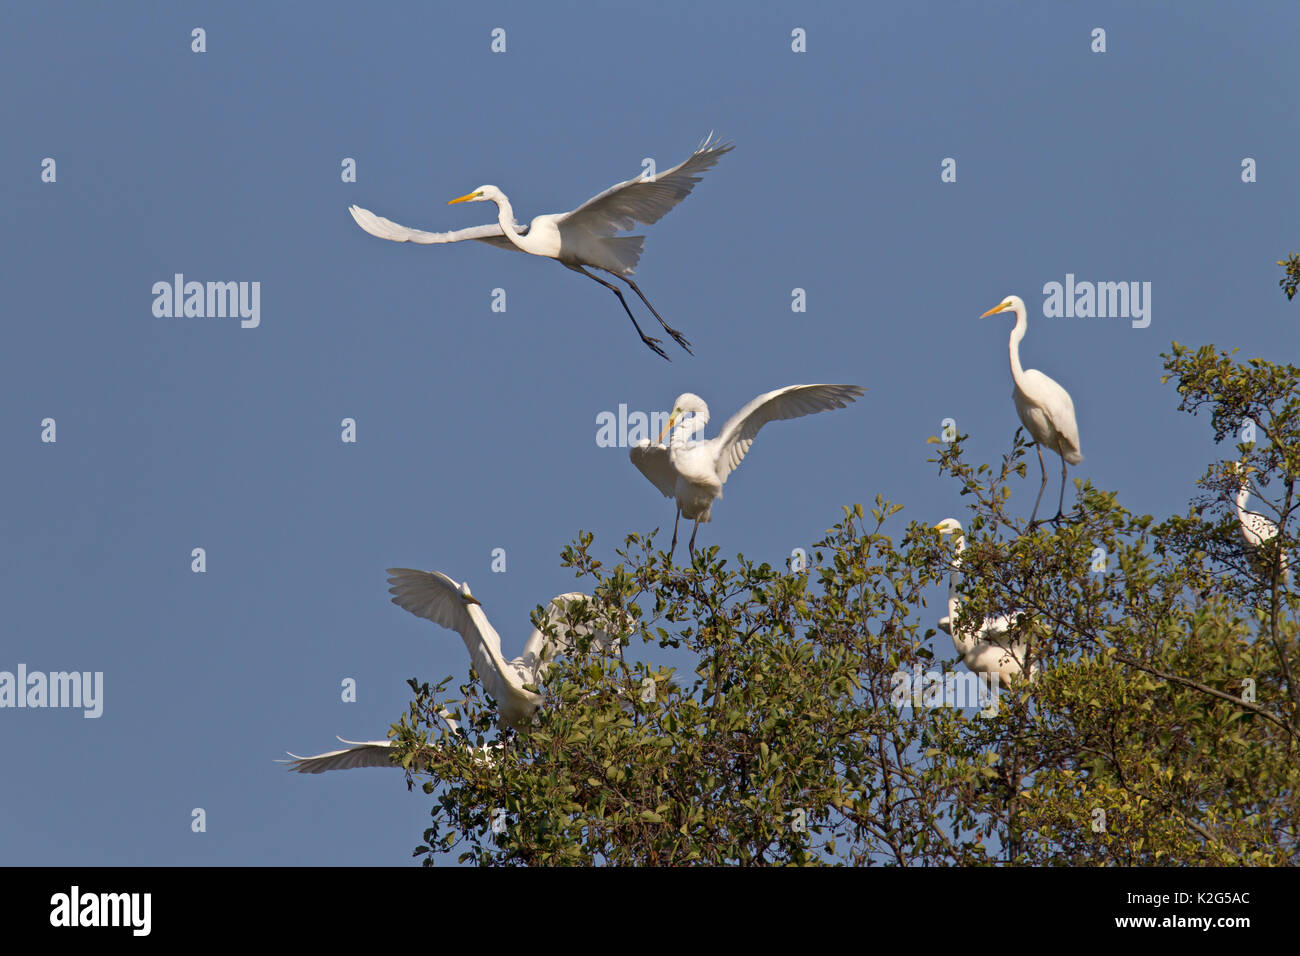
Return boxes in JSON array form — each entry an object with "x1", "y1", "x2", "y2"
[
  {"x1": 663, "y1": 326, "x2": 693, "y2": 354},
  {"x1": 640, "y1": 334, "x2": 669, "y2": 360}
]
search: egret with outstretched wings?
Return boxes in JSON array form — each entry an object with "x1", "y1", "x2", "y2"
[
  {"x1": 283, "y1": 573, "x2": 616, "y2": 773},
  {"x1": 349, "y1": 134, "x2": 733, "y2": 359},
  {"x1": 630, "y1": 384, "x2": 864, "y2": 559}
]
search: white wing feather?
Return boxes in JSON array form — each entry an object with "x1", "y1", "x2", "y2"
[
  {"x1": 282, "y1": 734, "x2": 499, "y2": 774},
  {"x1": 386, "y1": 568, "x2": 509, "y2": 678},
  {"x1": 348, "y1": 204, "x2": 529, "y2": 249},
  {"x1": 387, "y1": 568, "x2": 479, "y2": 630},
  {"x1": 629, "y1": 441, "x2": 678, "y2": 498},
  {"x1": 281, "y1": 739, "x2": 397, "y2": 774},
  {"x1": 1016, "y1": 369, "x2": 1083, "y2": 464},
  {"x1": 557, "y1": 134, "x2": 733, "y2": 237},
  {"x1": 709, "y1": 384, "x2": 865, "y2": 483}
]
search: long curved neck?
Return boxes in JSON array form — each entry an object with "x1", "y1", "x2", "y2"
[
  {"x1": 1008, "y1": 305, "x2": 1028, "y2": 388},
  {"x1": 946, "y1": 535, "x2": 974, "y2": 654},
  {"x1": 489, "y1": 194, "x2": 532, "y2": 252},
  {"x1": 947, "y1": 535, "x2": 965, "y2": 612},
  {"x1": 1236, "y1": 483, "x2": 1251, "y2": 513}
]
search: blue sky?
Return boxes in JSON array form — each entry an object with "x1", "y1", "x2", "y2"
[{"x1": 2, "y1": 1, "x2": 1297, "y2": 865}]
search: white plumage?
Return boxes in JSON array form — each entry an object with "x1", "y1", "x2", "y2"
[
  {"x1": 282, "y1": 573, "x2": 616, "y2": 773},
  {"x1": 630, "y1": 384, "x2": 865, "y2": 559},
  {"x1": 934, "y1": 519, "x2": 1039, "y2": 686},
  {"x1": 282, "y1": 738, "x2": 407, "y2": 775},
  {"x1": 1231, "y1": 464, "x2": 1292, "y2": 585},
  {"x1": 980, "y1": 295, "x2": 1083, "y2": 525},
  {"x1": 348, "y1": 134, "x2": 733, "y2": 359}
]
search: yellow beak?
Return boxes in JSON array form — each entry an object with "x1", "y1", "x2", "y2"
[
  {"x1": 463, "y1": 595, "x2": 482, "y2": 606},
  {"x1": 447, "y1": 191, "x2": 480, "y2": 205},
  {"x1": 979, "y1": 303, "x2": 1008, "y2": 318},
  {"x1": 656, "y1": 415, "x2": 677, "y2": 444}
]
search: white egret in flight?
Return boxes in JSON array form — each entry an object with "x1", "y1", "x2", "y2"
[
  {"x1": 980, "y1": 295, "x2": 1083, "y2": 525},
  {"x1": 934, "y1": 519, "x2": 1038, "y2": 686},
  {"x1": 283, "y1": 572, "x2": 616, "y2": 773},
  {"x1": 630, "y1": 384, "x2": 865, "y2": 559},
  {"x1": 1230, "y1": 463, "x2": 1292, "y2": 585},
  {"x1": 348, "y1": 134, "x2": 733, "y2": 360}
]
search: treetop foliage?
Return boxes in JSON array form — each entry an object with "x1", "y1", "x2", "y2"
[{"x1": 390, "y1": 343, "x2": 1298, "y2": 866}]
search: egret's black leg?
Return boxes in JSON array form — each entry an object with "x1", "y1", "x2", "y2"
[
  {"x1": 568, "y1": 265, "x2": 668, "y2": 360},
  {"x1": 1028, "y1": 444, "x2": 1048, "y2": 528},
  {"x1": 1054, "y1": 451, "x2": 1068, "y2": 522},
  {"x1": 616, "y1": 275, "x2": 692, "y2": 354},
  {"x1": 669, "y1": 505, "x2": 681, "y2": 560},
  {"x1": 688, "y1": 520, "x2": 700, "y2": 563},
  {"x1": 1053, "y1": 437, "x2": 1078, "y2": 523}
]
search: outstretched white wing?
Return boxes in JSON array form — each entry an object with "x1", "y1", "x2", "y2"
[
  {"x1": 281, "y1": 738, "x2": 398, "y2": 774},
  {"x1": 629, "y1": 441, "x2": 678, "y2": 498},
  {"x1": 708, "y1": 384, "x2": 865, "y2": 483},
  {"x1": 387, "y1": 567, "x2": 479, "y2": 627},
  {"x1": 348, "y1": 204, "x2": 528, "y2": 250},
  {"x1": 386, "y1": 567, "x2": 508, "y2": 666},
  {"x1": 386, "y1": 568, "x2": 528, "y2": 719},
  {"x1": 557, "y1": 134, "x2": 733, "y2": 237}
]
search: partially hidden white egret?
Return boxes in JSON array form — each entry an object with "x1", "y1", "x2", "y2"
[
  {"x1": 348, "y1": 134, "x2": 733, "y2": 360},
  {"x1": 980, "y1": 295, "x2": 1083, "y2": 525},
  {"x1": 1231, "y1": 463, "x2": 1292, "y2": 585},
  {"x1": 629, "y1": 384, "x2": 865, "y2": 560},
  {"x1": 934, "y1": 518, "x2": 1039, "y2": 686},
  {"x1": 282, "y1": 572, "x2": 616, "y2": 773}
]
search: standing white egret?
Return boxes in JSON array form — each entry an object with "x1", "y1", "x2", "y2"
[
  {"x1": 282, "y1": 573, "x2": 615, "y2": 773},
  {"x1": 934, "y1": 519, "x2": 1038, "y2": 685},
  {"x1": 348, "y1": 134, "x2": 733, "y2": 360},
  {"x1": 1231, "y1": 463, "x2": 1292, "y2": 584},
  {"x1": 980, "y1": 295, "x2": 1083, "y2": 525},
  {"x1": 629, "y1": 384, "x2": 865, "y2": 560}
]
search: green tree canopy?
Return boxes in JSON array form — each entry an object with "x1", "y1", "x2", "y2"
[
  {"x1": 390, "y1": 344, "x2": 1298, "y2": 865},
  {"x1": 1279, "y1": 253, "x2": 1299, "y2": 301}
]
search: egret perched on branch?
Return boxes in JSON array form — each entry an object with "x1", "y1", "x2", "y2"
[
  {"x1": 934, "y1": 519, "x2": 1038, "y2": 685},
  {"x1": 980, "y1": 295, "x2": 1083, "y2": 525},
  {"x1": 630, "y1": 384, "x2": 865, "y2": 560},
  {"x1": 282, "y1": 573, "x2": 617, "y2": 773},
  {"x1": 1230, "y1": 463, "x2": 1292, "y2": 585},
  {"x1": 348, "y1": 134, "x2": 733, "y2": 360}
]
